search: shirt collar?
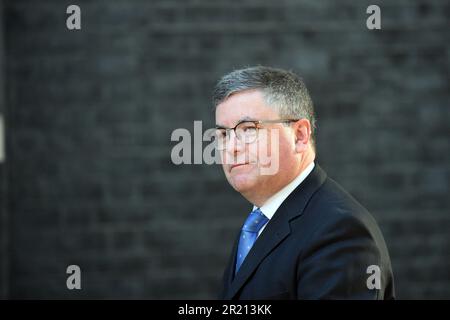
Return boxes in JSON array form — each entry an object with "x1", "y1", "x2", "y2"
[{"x1": 253, "y1": 161, "x2": 315, "y2": 220}]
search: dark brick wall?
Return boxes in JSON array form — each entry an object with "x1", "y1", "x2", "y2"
[
  {"x1": 0, "y1": 0, "x2": 8, "y2": 300},
  {"x1": 2, "y1": 0, "x2": 449, "y2": 299}
]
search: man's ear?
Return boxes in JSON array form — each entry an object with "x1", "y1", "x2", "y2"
[{"x1": 293, "y1": 119, "x2": 311, "y2": 153}]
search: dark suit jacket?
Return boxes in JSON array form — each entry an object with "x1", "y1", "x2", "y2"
[{"x1": 220, "y1": 164, "x2": 395, "y2": 300}]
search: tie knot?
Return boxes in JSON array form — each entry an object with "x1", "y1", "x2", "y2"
[{"x1": 242, "y1": 208, "x2": 269, "y2": 233}]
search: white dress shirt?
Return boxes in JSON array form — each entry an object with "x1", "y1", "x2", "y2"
[{"x1": 254, "y1": 161, "x2": 315, "y2": 237}]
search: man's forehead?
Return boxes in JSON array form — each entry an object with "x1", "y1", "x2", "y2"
[
  {"x1": 216, "y1": 115, "x2": 259, "y2": 128},
  {"x1": 215, "y1": 96, "x2": 278, "y2": 127}
]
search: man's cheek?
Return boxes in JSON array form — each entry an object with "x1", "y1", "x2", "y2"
[
  {"x1": 258, "y1": 129, "x2": 281, "y2": 176},
  {"x1": 220, "y1": 151, "x2": 233, "y2": 166}
]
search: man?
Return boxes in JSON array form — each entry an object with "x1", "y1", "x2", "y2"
[{"x1": 213, "y1": 66, "x2": 395, "y2": 299}]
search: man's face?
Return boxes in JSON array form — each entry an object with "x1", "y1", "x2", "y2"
[{"x1": 215, "y1": 89, "x2": 300, "y2": 201}]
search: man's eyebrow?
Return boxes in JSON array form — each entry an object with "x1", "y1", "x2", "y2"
[{"x1": 216, "y1": 116, "x2": 257, "y2": 128}]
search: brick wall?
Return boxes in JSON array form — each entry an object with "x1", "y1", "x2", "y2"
[
  {"x1": 2, "y1": 0, "x2": 449, "y2": 299},
  {"x1": 0, "y1": 0, "x2": 8, "y2": 300}
]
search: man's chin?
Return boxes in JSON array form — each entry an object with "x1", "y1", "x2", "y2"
[{"x1": 228, "y1": 175, "x2": 258, "y2": 194}]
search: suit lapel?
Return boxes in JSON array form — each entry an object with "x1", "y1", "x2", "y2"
[{"x1": 224, "y1": 164, "x2": 327, "y2": 299}]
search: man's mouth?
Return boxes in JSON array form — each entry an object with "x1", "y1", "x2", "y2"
[{"x1": 230, "y1": 163, "x2": 249, "y2": 171}]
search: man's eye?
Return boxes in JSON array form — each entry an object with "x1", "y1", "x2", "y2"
[
  {"x1": 216, "y1": 130, "x2": 226, "y2": 138},
  {"x1": 243, "y1": 126, "x2": 256, "y2": 133}
]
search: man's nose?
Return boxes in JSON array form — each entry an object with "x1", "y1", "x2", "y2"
[{"x1": 225, "y1": 130, "x2": 245, "y2": 154}]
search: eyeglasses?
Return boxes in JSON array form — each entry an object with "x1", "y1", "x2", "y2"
[{"x1": 214, "y1": 119, "x2": 299, "y2": 150}]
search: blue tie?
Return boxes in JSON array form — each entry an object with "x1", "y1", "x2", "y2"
[{"x1": 235, "y1": 208, "x2": 269, "y2": 274}]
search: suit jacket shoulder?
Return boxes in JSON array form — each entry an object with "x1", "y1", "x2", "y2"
[
  {"x1": 293, "y1": 176, "x2": 395, "y2": 299},
  {"x1": 220, "y1": 164, "x2": 395, "y2": 300}
]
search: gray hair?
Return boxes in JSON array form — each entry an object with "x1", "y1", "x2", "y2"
[{"x1": 212, "y1": 66, "x2": 317, "y2": 148}]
